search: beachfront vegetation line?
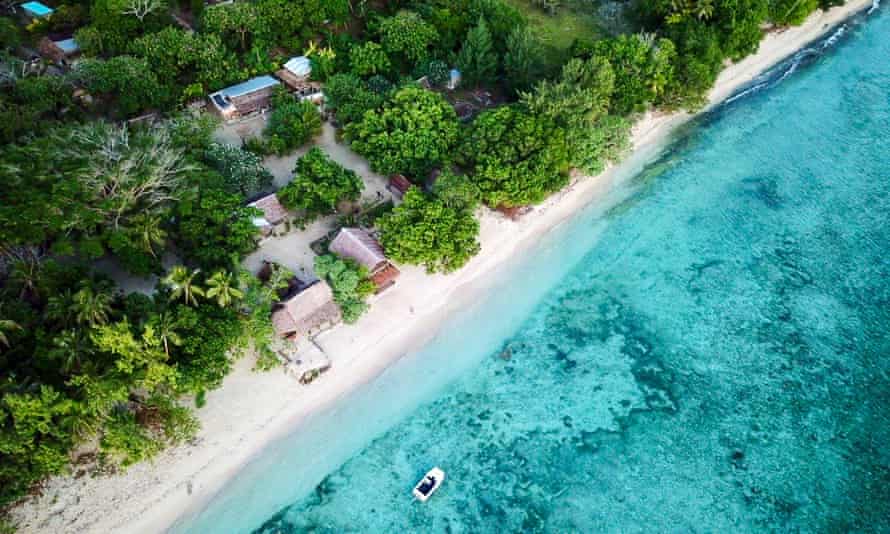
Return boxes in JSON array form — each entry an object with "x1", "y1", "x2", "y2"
[{"x1": 0, "y1": 0, "x2": 850, "y2": 520}]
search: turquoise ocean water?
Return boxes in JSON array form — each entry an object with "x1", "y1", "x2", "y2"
[{"x1": 177, "y1": 8, "x2": 889, "y2": 533}]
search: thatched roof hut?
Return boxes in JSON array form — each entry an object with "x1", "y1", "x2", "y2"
[
  {"x1": 329, "y1": 227, "x2": 399, "y2": 293},
  {"x1": 329, "y1": 228, "x2": 386, "y2": 271},
  {"x1": 247, "y1": 193, "x2": 288, "y2": 236},
  {"x1": 271, "y1": 281, "x2": 341, "y2": 339}
]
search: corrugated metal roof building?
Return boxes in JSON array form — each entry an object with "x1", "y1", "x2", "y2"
[{"x1": 209, "y1": 75, "x2": 281, "y2": 120}]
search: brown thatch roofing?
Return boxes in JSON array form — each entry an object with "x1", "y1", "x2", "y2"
[
  {"x1": 329, "y1": 228, "x2": 387, "y2": 271},
  {"x1": 271, "y1": 281, "x2": 341, "y2": 338},
  {"x1": 248, "y1": 194, "x2": 289, "y2": 225},
  {"x1": 388, "y1": 174, "x2": 412, "y2": 198},
  {"x1": 369, "y1": 262, "x2": 400, "y2": 293},
  {"x1": 276, "y1": 68, "x2": 323, "y2": 94}
]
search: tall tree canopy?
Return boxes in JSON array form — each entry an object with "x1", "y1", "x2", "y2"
[
  {"x1": 345, "y1": 86, "x2": 459, "y2": 179},
  {"x1": 459, "y1": 105, "x2": 569, "y2": 207},
  {"x1": 377, "y1": 188, "x2": 480, "y2": 273},
  {"x1": 456, "y1": 17, "x2": 498, "y2": 87},
  {"x1": 0, "y1": 122, "x2": 194, "y2": 263},
  {"x1": 276, "y1": 148, "x2": 364, "y2": 221},
  {"x1": 521, "y1": 56, "x2": 629, "y2": 173},
  {"x1": 324, "y1": 73, "x2": 385, "y2": 125},
  {"x1": 590, "y1": 34, "x2": 677, "y2": 115},
  {"x1": 377, "y1": 10, "x2": 439, "y2": 66}
]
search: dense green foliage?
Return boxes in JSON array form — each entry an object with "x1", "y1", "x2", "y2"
[
  {"x1": 263, "y1": 89, "x2": 323, "y2": 155},
  {"x1": 377, "y1": 10, "x2": 439, "y2": 67},
  {"x1": 276, "y1": 148, "x2": 364, "y2": 221},
  {"x1": 0, "y1": 0, "x2": 841, "y2": 515},
  {"x1": 324, "y1": 73, "x2": 385, "y2": 124},
  {"x1": 0, "y1": 76, "x2": 78, "y2": 144},
  {"x1": 204, "y1": 143, "x2": 274, "y2": 198},
  {"x1": 314, "y1": 254, "x2": 375, "y2": 323},
  {"x1": 76, "y1": 56, "x2": 167, "y2": 116},
  {"x1": 345, "y1": 86, "x2": 459, "y2": 179},
  {"x1": 129, "y1": 28, "x2": 238, "y2": 101},
  {"x1": 456, "y1": 17, "x2": 498, "y2": 87},
  {"x1": 503, "y1": 26, "x2": 544, "y2": 94},
  {"x1": 378, "y1": 188, "x2": 480, "y2": 273},
  {"x1": 0, "y1": 122, "x2": 192, "y2": 264},
  {"x1": 173, "y1": 188, "x2": 262, "y2": 271},
  {"x1": 589, "y1": 34, "x2": 677, "y2": 115},
  {"x1": 459, "y1": 105, "x2": 569, "y2": 207},
  {"x1": 349, "y1": 41, "x2": 392, "y2": 77},
  {"x1": 521, "y1": 56, "x2": 631, "y2": 174}
]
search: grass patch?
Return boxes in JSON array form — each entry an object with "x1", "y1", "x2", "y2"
[{"x1": 505, "y1": 0, "x2": 604, "y2": 53}]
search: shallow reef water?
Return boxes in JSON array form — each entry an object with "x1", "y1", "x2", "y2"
[{"x1": 180, "y1": 8, "x2": 889, "y2": 534}]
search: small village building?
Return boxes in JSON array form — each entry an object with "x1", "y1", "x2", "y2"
[
  {"x1": 447, "y1": 68, "x2": 461, "y2": 90},
  {"x1": 276, "y1": 56, "x2": 324, "y2": 105},
  {"x1": 21, "y1": 1, "x2": 53, "y2": 18},
  {"x1": 247, "y1": 193, "x2": 289, "y2": 238},
  {"x1": 279, "y1": 56, "x2": 311, "y2": 82},
  {"x1": 388, "y1": 174, "x2": 412, "y2": 200},
  {"x1": 329, "y1": 227, "x2": 400, "y2": 294},
  {"x1": 271, "y1": 280, "x2": 341, "y2": 339},
  {"x1": 39, "y1": 37, "x2": 80, "y2": 64},
  {"x1": 208, "y1": 75, "x2": 280, "y2": 120}
]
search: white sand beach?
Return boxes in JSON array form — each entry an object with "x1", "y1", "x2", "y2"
[{"x1": 8, "y1": 1, "x2": 874, "y2": 531}]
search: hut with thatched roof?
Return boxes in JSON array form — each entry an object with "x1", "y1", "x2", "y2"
[
  {"x1": 247, "y1": 193, "x2": 289, "y2": 237},
  {"x1": 271, "y1": 281, "x2": 341, "y2": 339},
  {"x1": 329, "y1": 227, "x2": 400, "y2": 293}
]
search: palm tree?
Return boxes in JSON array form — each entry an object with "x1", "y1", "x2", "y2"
[
  {"x1": 46, "y1": 290, "x2": 75, "y2": 326},
  {"x1": 129, "y1": 213, "x2": 167, "y2": 258},
  {"x1": 70, "y1": 283, "x2": 113, "y2": 326},
  {"x1": 266, "y1": 265, "x2": 294, "y2": 302},
  {"x1": 205, "y1": 271, "x2": 244, "y2": 308},
  {"x1": 163, "y1": 266, "x2": 205, "y2": 306},
  {"x1": 10, "y1": 258, "x2": 41, "y2": 304},
  {"x1": 50, "y1": 329, "x2": 92, "y2": 374},
  {"x1": 695, "y1": 0, "x2": 714, "y2": 20},
  {"x1": 0, "y1": 306, "x2": 21, "y2": 348},
  {"x1": 150, "y1": 312, "x2": 182, "y2": 357}
]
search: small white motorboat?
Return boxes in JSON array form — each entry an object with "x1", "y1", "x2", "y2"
[{"x1": 413, "y1": 467, "x2": 445, "y2": 502}]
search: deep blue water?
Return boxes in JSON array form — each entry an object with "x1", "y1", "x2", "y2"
[{"x1": 177, "y1": 8, "x2": 890, "y2": 533}]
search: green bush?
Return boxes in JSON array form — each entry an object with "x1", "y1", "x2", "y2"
[
  {"x1": 377, "y1": 10, "x2": 438, "y2": 66},
  {"x1": 204, "y1": 142, "x2": 274, "y2": 198},
  {"x1": 459, "y1": 105, "x2": 569, "y2": 207},
  {"x1": 325, "y1": 73, "x2": 384, "y2": 124},
  {"x1": 100, "y1": 412, "x2": 163, "y2": 469},
  {"x1": 276, "y1": 148, "x2": 364, "y2": 221},
  {"x1": 378, "y1": 188, "x2": 480, "y2": 273},
  {"x1": 344, "y1": 86, "x2": 459, "y2": 178},
  {"x1": 349, "y1": 41, "x2": 392, "y2": 77},
  {"x1": 314, "y1": 254, "x2": 375, "y2": 323},
  {"x1": 264, "y1": 89, "x2": 322, "y2": 155}
]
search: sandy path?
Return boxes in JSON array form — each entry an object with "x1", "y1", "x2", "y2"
[{"x1": 8, "y1": 1, "x2": 874, "y2": 531}]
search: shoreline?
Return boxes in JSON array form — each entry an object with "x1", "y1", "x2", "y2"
[{"x1": 8, "y1": 1, "x2": 875, "y2": 531}]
